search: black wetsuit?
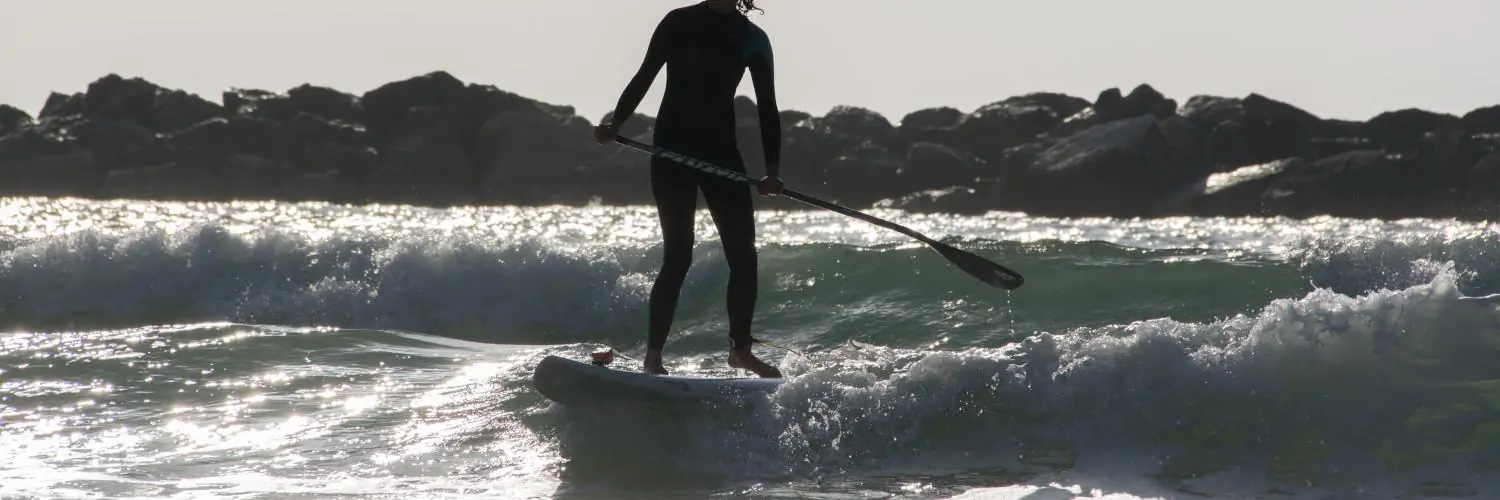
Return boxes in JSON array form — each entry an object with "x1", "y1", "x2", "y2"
[{"x1": 608, "y1": 2, "x2": 781, "y2": 351}]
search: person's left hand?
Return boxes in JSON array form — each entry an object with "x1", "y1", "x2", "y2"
[
  {"x1": 592, "y1": 121, "x2": 619, "y2": 145},
  {"x1": 757, "y1": 175, "x2": 783, "y2": 196}
]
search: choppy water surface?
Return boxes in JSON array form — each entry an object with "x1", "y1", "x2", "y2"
[{"x1": 2, "y1": 196, "x2": 1498, "y2": 499}]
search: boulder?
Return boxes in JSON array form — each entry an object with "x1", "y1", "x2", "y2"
[
  {"x1": 1363, "y1": 108, "x2": 1463, "y2": 152},
  {"x1": 286, "y1": 84, "x2": 364, "y2": 125},
  {"x1": 363, "y1": 105, "x2": 477, "y2": 205},
  {"x1": 71, "y1": 118, "x2": 166, "y2": 170},
  {"x1": 273, "y1": 170, "x2": 365, "y2": 204},
  {"x1": 0, "y1": 105, "x2": 31, "y2": 137},
  {"x1": 223, "y1": 88, "x2": 298, "y2": 122},
  {"x1": 474, "y1": 108, "x2": 600, "y2": 204},
  {"x1": 822, "y1": 140, "x2": 905, "y2": 207},
  {"x1": 359, "y1": 70, "x2": 467, "y2": 154},
  {"x1": 1464, "y1": 152, "x2": 1499, "y2": 215},
  {"x1": 1053, "y1": 84, "x2": 1175, "y2": 138},
  {"x1": 285, "y1": 112, "x2": 375, "y2": 177},
  {"x1": 953, "y1": 93, "x2": 1089, "y2": 163},
  {"x1": 821, "y1": 105, "x2": 897, "y2": 147},
  {"x1": 993, "y1": 115, "x2": 1191, "y2": 216},
  {"x1": 897, "y1": 141, "x2": 982, "y2": 191},
  {"x1": 1262, "y1": 150, "x2": 1443, "y2": 218},
  {"x1": 1461, "y1": 105, "x2": 1500, "y2": 134},
  {"x1": 1175, "y1": 93, "x2": 1329, "y2": 171},
  {"x1": 900, "y1": 107, "x2": 964, "y2": 131},
  {"x1": 365, "y1": 143, "x2": 476, "y2": 206},
  {"x1": 872, "y1": 185, "x2": 983, "y2": 214},
  {"x1": 0, "y1": 128, "x2": 102, "y2": 197},
  {"x1": 39, "y1": 92, "x2": 84, "y2": 120},
  {"x1": 1156, "y1": 157, "x2": 1305, "y2": 216},
  {"x1": 83, "y1": 74, "x2": 221, "y2": 133}
]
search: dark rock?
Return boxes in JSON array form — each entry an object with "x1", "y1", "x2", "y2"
[
  {"x1": 74, "y1": 74, "x2": 222, "y2": 133},
  {"x1": 364, "y1": 103, "x2": 477, "y2": 205},
  {"x1": 1307, "y1": 137, "x2": 1370, "y2": 159},
  {"x1": 1156, "y1": 157, "x2": 1305, "y2": 216},
  {"x1": 872, "y1": 185, "x2": 982, "y2": 214},
  {"x1": 1179, "y1": 95, "x2": 1244, "y2": 127},
  {"x1": 894, "y1": 106, "x2": 965, "y2": 150},
  {"x1": 359, "y1": 71, "x2": 467, "y2": 154},
  {"x1": 5, "y1": 71, "x2": 1500, "y2": 218},
  {"x1": 218, "y1": 153, "x2": 297, "y2": 199},
  {"x1": 1363, "y1": 108, "x2": 1463, "y2": 152},
  {"x1": 899, "y1": 107, "x2": 963, "y2": 131},
  {"x1": 388, "y1": 105, "x2": 461, "y2": 151},
  {"x1": 292, "y1": 141, "x2": 377, "y2": 180},
  {"x1": 475, "y1": 108, "x2": 599, "y2": 204},
  {"x1": 1461, "y1": 105, "x2": 1500, "y2": 134},
  {"x1": 0, "y1": 105, "x2": 32, "y2": 137},
  {"x1": 1465, "y1": 152, "x2": 1499, "y2": 214},
  {"x1": 0, "y1": 128, "x2": 102, "y2": 197},
  {"x1": 285, "y1": 112, "x2": 374, "y2": 177},
  {"x1": 168, "y1": 115, "x2": 296, "y2": 164},
  {"x1": 223, "y1": 88, "x2": 297, "y2": 122},
  {"x1": 898, "y1": 142, "x2": 981, "y2": 191},
  {"x1": 955, "y1": 93, "x2": 1088, "y2": 163},
  {"x1": 1060, "y1": 85, "x2": 1177, "y2": 138},
  {"x1": 1262, "y1": 150, "x2": 1444, "y2": 218},
  {"x1": 71, "y1": 118, "x2": 164, "y2": 170},
  {"x1": 1157, "y1": 115, "x2": 1205, "y2": 175},
  {"x1": 823, "y1": 140, "x2": 904, "y2": 207},
  {"x1": 152, "y1": 89, "x2": 224, "y2": 133},
  {"x1": 1178, "y1": 93, "x2": 1330, "y2": 171},
  {"x1": 288, "y1": 112, "x2": 366, "y2": 147},
  {"x1": 99, "y1": 164, "x2": 194, "y2": 200},
  {"x1": 993, "y1": 115, "x2": 1191, "y2": 216},
  {"x1": 454, "y1": 83, "x2": 566, "y2": 153},
  {"x1": 822, "y1": 106, "x2": 896, "y2": 146},
  {"x1": 40, "y1": 92, "x2": 85, "y2": 120},
  {"x1": 733, "y1": 95, "x2": 759, "y2": 124},
  {"x1": 775, "y1": 119, "x2": 838, "y2": 196},
  {"x1": 286, "y1": 84, "x2": 364, "y2": 125},
  {"x1": 273, "y1": 170, "x2": 364, "y2": 204},
  {"x1": 779, "y1": 110, "x2": 812, "y2": 129},
  {"x1": 83, "y1": 74, "x2": 158, "y2": 124},
  {"x1": 1117, "y1": 84, "x2": 1177, "y2": 119},
  {"x1": 365, "y1": 143, "x2": 476, "y2": 206}
]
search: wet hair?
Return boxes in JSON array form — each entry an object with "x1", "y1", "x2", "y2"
[{"x1": 738, "y1": 0, "x2": 763, "y2": 14}]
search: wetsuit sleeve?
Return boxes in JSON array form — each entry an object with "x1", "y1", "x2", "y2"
[
  {"x1": 744, "y1": 26, "x2": 782, "y2": 174},
  {"x1": 609, "y1": 12, "x2": 675, "y2": 128}
]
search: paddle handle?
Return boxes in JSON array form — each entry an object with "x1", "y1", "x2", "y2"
[{"x1": 612, "y1": 136, "x2": 940, "y2": 246}]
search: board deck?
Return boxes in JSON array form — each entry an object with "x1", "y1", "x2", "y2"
[{"x1": 532, "y1": 354, "x2": 784, "y2": 406}]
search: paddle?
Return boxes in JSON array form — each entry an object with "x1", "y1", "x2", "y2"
[{"x1": 613, "y1": 136, "x2": 1025, "y2": 290}]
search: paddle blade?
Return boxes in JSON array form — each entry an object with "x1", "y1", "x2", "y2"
[{"x1": 932, "y1": 242, "x2": 1025, "y2": 290}]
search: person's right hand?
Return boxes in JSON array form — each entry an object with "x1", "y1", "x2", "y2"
[{"x1": 593, "y1": 121, "x2": 619, "y2": 144}]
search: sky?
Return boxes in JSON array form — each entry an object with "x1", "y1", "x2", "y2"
[{"x1": 1, "y1": 0, "x2": 1496, "y2": 124}]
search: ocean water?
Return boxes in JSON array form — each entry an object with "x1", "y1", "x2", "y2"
[{"x1": 1, "y1": 196, "x2": 1498, "y2": 499}]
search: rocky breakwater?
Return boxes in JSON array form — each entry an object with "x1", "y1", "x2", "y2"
[{"x1": 1, "y1": 71, "x2": 1496, "y2": 219}]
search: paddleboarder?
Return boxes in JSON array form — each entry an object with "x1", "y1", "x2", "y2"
[{"x1": 593, "y1": 0, "x2": 784, "y2": 378}]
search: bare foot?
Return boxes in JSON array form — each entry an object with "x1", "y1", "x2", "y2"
[
  {"x1": 728, "y1": 348, "x2": 782, "y2": 378},
  {"x1": 643, "y1": 349, "x2": 668, "y2": 375}
]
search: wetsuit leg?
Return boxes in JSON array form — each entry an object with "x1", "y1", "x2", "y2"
[
  {"x1": 647, "y1": 159, "x2": 699, "y2": 351},
  {"x1": 698, "y1": 163, "x2": 758, "y2": 350}
]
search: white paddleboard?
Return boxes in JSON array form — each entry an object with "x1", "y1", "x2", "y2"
[{"x1": 532, "y1": 354, "x2": 783, "y2": 406}]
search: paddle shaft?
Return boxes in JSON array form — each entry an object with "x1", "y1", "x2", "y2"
[{"x1": 612, "y1": 136, "x2": 942, "y2": 247}]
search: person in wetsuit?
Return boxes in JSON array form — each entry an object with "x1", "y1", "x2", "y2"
[{"x1": 592, "y1": 0, "x2": 784, "y2": 378}]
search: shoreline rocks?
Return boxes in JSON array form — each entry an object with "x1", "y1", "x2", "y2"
[{"x1": 1, "y1": 72, "x2": 1495, "y2": 220}]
